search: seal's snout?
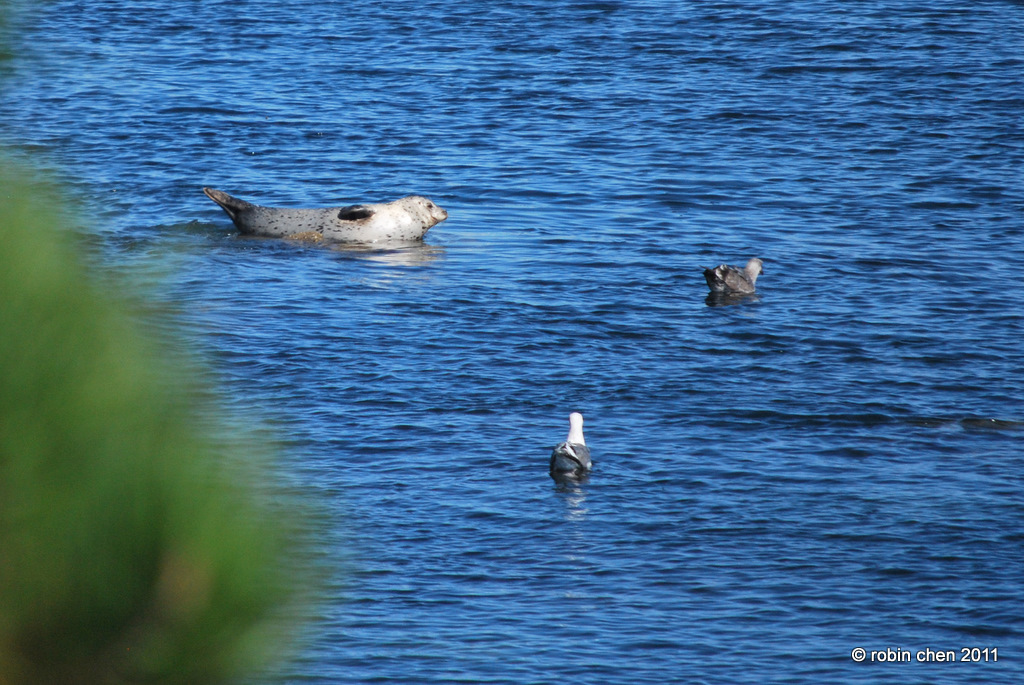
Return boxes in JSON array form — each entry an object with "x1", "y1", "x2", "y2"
[{"x1": 421, "y1": 197, "x2": 448, "y2": 224}]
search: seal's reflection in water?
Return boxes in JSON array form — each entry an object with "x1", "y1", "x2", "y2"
[
  {"x1": 705, "y1": 291, "x2": 761, "y2": 308},
  {"x1": 330, "y1": 242, "x2": 445, "y2": 267}
]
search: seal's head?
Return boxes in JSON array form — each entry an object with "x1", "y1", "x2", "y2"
[{"x1": 399, "y1": 196, "x2": 448, "y2": 228}]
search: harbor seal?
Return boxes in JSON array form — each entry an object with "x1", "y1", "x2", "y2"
[
  {"x1": 550, "y1": 412, "x2": 592, "y2": 479},
  {"x1": 703, "y1": 258, "x2": 764, "y2": 294},
  {"x1": 203, "y1": 187, "x2": 448, "y2": 244}
]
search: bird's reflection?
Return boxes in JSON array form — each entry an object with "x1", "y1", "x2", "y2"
[
  {"x1": 705, "y1": 291, "x2": 761, "y2": 307},
  {"x1": 552, "y1": 476, "x2": 589, "y2": 522}
]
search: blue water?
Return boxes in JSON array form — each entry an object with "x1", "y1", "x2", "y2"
[{"x1": 3, "y1": 1, "x2": 1024, "y2": 682}]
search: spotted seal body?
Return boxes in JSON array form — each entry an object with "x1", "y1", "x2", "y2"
[{"x1": 203, "y1": 188, "x2": 448, "y2": 243}]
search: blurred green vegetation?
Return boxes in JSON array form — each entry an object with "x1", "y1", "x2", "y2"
[
  {"x1": 0, "y1": 164, "x2": 307, "y2": 685},
  {"x1": 0, "y1": 5, "x2": 311, "y2": 681}
]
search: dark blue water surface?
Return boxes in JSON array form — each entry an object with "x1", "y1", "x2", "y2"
[{"x1": 3, "y1": 1, "x2": 1024, "y2": 682}]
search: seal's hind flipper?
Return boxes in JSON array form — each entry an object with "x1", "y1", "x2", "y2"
[
  {"x1": 203, "y1": 187, "x2": 253, "y2": 222},
  {"x1": 337, "y1": 204, "x2": 375, "y2": 221}
]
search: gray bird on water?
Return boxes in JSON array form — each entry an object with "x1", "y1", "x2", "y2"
[
  {"x1": 550, "y1": 412, "x2": 592, "y2": 478},
  {"x1": 703, "y1": 258, "x2": 764, "y2": 294}
]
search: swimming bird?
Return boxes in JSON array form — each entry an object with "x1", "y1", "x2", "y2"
[
  {"x1": 203, "y1": 187, "x2": 448, "y2": 244},
  {"x1": 703, "y1": 258, "x2": 764, "y2": 294},
  {"x1": 550, "y1": 412, "x2": 592, "y2": 477}
]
